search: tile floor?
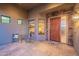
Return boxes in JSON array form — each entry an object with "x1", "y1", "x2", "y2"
[{"x1": 0, "y1": 41, "x2": 77, "y2": 56}]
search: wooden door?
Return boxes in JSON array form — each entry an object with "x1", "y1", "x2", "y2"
[{"x1": 50, "y1": 17, "x2": 61, "y2": 42}]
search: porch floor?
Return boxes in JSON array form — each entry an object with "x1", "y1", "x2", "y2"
[{"x1": 0, "y1": 41, "x2": 77, "y2": 56}]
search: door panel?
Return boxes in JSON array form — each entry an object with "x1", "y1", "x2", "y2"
[{"x1": 50, "y1": 17, "x2": 61, "y2": 42}]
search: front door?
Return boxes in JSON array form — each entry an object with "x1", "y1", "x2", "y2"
[{"x1": 50, "y1": 17, "x2": 61, "y2": 42}]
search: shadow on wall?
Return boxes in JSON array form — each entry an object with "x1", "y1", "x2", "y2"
[
  {"x1": 0, "y1": 4, "x2": 28, "y2": 45},
  {"x1": 0, "y1": 19, "x2": 27, "y2": 45}
]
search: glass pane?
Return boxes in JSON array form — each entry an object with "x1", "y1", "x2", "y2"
[
  {"x1": 38, "y1": 20, "x2": 45, "y2": 35},
  {"x1": 2, "y1": 16, "x2": 10, "y2": 24},
  {"x1": 18, "y1": 20, "x2": 22, "y2": 24}
]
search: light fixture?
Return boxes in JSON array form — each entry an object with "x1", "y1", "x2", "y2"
[
  {"x1": 73, "y1": 14, "x2": 79, "y2": 19},
  {"x1": 73, "y1": 16, "x2": 79, "y2": 19}
]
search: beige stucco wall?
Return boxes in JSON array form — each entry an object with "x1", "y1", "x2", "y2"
[
  {"x1": 73, "y1": 18, "x2": 79, "y2": 53},
  {"x1": 0, "y1": 4, "x2": 28, "y2": 20},
  {"x1": 0, "y1": 3, "x2": 28, "y2": 35},
  {"x1": 73, "y1": 18, "x2": 79, "y2": 55},
  {"x1": 0, "y1": 4, "x2": 28, "y2": 45},
  {"x1": 29, "y1": 3, "x2": 63, "y2": 18},
  {"x1": 73, "y1": 3, "x2": 79, "y2": 55}
]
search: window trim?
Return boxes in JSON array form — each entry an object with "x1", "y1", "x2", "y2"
[
  {"x1": 1, "y1": 15, "x2": 11, "y2": 24},
  {"x1": 17, "y1": 19, "x2": 23, "y2": 25}
]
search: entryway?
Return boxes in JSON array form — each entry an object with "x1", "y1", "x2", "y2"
[{"x1": 50, "y1": 17, "x2": 61, "y2": 42}]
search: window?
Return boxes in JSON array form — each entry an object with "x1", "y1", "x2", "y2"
[
  {"x1": 2, "y1": 15, "x2": 11, "y2": 24},
  {"x1": 38, "y1": 20, "x2": 45, "y2": 35},
  {"x1": 18, "y1": 20, "x2": 23, "y2": 24},
  {"x1": 28, "y1": 20, "x2": 35, "y2": 34}
]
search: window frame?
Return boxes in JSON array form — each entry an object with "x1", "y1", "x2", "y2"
[
  {"x1": 38, "y1": 19, "x2": 45, "y2": 35},
  {"x1": 1, "y1": 15, "x2": 11, "y2": 24},
  {"x1": 17, "y1": 19, "x2": 23, "y2": 25}
]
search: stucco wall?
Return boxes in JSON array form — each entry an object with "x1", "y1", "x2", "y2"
[
  {"x1": 72, "y1": 4, "x2": 79, "y2": 55},
  {"x1": 73, "y1": 4, "x2": 79, "y2": 55},
  {"x1": 29, "y1": 3, "x2": 63, "y2": 18},
  {"x1": 0, "y1": 4, "x2": 28, "y2": 45},
  {"x1": 73, "y1": 20, "x2": 79, "y2": 55},
  {"x1": 28, "y1": 3, "x2": 63, "y2": 40},
  {"x1": 0, "y1": 4, "x2": 28, "y2": 19}
]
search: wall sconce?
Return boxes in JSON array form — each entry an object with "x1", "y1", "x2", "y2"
[
  {"x1": 73, "y1": 14, "x2": 79, "y2": 20},
  {"x1": 72, "y1": 13, "x2": 79, "y2": 23},
  {"x1": 73, "y1": 10, "x2": 79, "y2": 19},
  {"x1": 73, "y1": 16, "x2": 79, "y2": 19}
]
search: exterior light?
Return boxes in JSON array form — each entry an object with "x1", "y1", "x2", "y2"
[
  {"x1": 73, "y1": 14, "x2": 79, "y2": 19},
  {"x1": 73, "y1": 16, "x2": 79, "y2": 19}
]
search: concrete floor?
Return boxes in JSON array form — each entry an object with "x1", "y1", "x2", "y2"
[{"x1": 0, "y1": 41, "x2": 77, "y2": 56}]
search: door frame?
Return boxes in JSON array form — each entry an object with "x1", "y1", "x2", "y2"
[
  {"x1": 48, "y1": 15, "x2": 61, "y2": 42},
  {"x1": 47, "y1": 14, "x2": 69, "y2": 44},
  {"x1": 47, "y1": 15, "x2": 62, "y2": 42},
  {"x1": 50, "y1": 17, "x2": 61, "y2": 42}
]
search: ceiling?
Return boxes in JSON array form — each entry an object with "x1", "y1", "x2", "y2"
[
  {"x1": 16, "y1": 3, "x2": 75, "y2": 12},
  {"x1": 41, "y1": 3, "x2": 75, "y2": 14},
  {"x1": 17, "y1": 3, "x2": 43, "y2": 10}
]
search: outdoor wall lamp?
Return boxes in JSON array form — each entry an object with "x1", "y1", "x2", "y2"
[
  {"x1": 72, "y1": 10, "x2": 79, "y2": 20},
  {"x1": 73, "y1": 14, "x2": 79, "y2": 20},
  {"x1": 73, "y1": 16, "x2": 79, "y2": 19}
]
